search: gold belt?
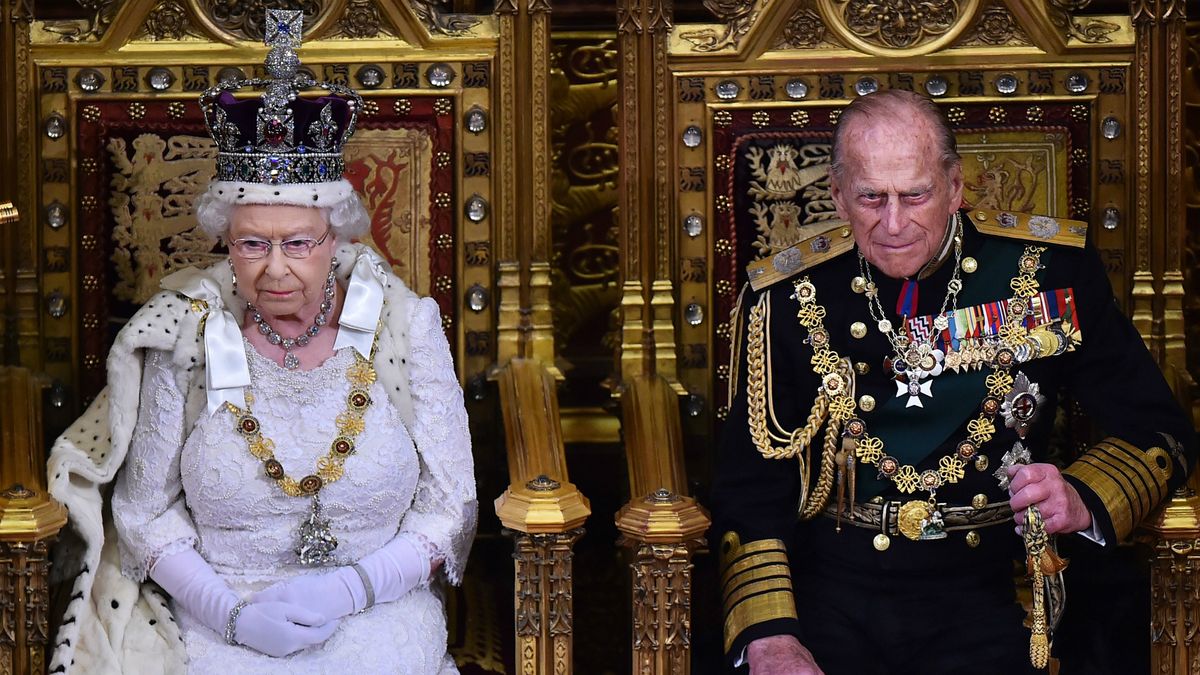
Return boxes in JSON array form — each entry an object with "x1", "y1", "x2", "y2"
[{"x1": 824, "y1": 499, "x2": 1014, "y2": 540}]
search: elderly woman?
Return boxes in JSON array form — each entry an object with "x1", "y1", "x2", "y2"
[{"x1": 46, "y1": 12, "x2": 475, "y2": 674}]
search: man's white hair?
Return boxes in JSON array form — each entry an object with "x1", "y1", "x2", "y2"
[{"x1": 194, "y1": 178, "x2": 371, "y2": 240}]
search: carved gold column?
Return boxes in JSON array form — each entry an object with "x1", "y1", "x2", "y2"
[
  {"x1": 1, "y1": 0, "x2": 31, "y2": 364},
  {"x1": 622, "y1": 526, "x2": 705, "y2": 675},
  {"x1": 615, "y1": 375, "x2": 710, "y2": 675},
  {"x1": 0, "y1": 366, "x2": 69, "y2": 675},
  {"x1": 616, "y1": 0, "x2": 682, "y2": 390},
  {"x1": 494, "y1": 360, "x2": 591, "y2": 675},
  {"x1": 1186, "y1": 18, "x2": 1200, "y2": 429},
  {"x1": 1130, "y1": 0, "x2": 1159, "y2": 357},
  {"x1": 493, "y1": 0, "x2": 560, "y2": 376},
  {"x1": 492, "y1": 5, "x2": 588, "y2": 672},
  {"x1": 1132, "y1": 5, "x2": 1200, "y2": 672},
  {"x1": 614, "y1": 3, "x2": 708, "y2": 671},
  {"x1": 493, "y1": 0, "x2": 522, "y2": 366},
  {"x1": 1131, "y1": 0, "x2": 1187, "y2": 362},
  {"x1": 2, "y1": 0, "x2": 37, "y2": 371},
  {"x1": 511, "y1": 523, "x2": 584, "y2": 675},
  {"x1": 1137, "y1": 1, "x2": 1193, "y2": 400},
  {"x1": 1137, "y1": 488, "x2": 1200, "y2": 675}
]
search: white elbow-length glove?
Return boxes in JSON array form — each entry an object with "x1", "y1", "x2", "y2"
[
  {"x1": 250, "y1": 534, "x2": 431, "y2": 621},
  {"x1": 151, "y1": 547, "x2": 341, "y2": 657}
]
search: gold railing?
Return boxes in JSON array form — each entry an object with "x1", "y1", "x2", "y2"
[
  {"x1": 611, "y1": 0, "x2": 712, "y2": 666},
  {"x1": 493, "y1": 359, "x2": 591, "y2": 675},
  {"x1": 615, "y1": 374, "x2": 710, "y2": 675},
  {"x1": 1137, "y1": 481, "x2": 1200, "y2": 674},
  {"x1": 0, "y1": 364, "x2": 69, "y2": 675}
]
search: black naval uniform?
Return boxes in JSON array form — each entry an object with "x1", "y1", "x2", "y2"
[{"x1": 712, "y1": 208, "x2": 1196, "y2": 674}]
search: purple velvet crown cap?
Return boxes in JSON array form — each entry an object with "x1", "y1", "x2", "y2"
[{"x1": 214, "y1": 90, "x2": 352, "y2": 152}]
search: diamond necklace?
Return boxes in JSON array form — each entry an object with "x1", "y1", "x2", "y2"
[
  {"x1": 858, "y1": 213, "x2": 964, "y2": 375},
  {"x1": 247, "y1": 262, "x2": 336, "y2": 370}
]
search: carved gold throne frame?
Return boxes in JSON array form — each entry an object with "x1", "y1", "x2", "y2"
[
  {"x1": 610, "y1": 1, "x2": 1199, "y2": 674},
  {"x1": 0, "y1": 1, "x2": 595, "y2": 673}
]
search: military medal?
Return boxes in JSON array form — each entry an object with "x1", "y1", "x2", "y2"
[
  {"x1": 992, "y1": 372, "x2": 1047, "y2": 490},
  {"x1": 892, "y1": 342, "x2": 946, "y2": 407},
  {"x1": 944, "y1": 349, "x2": 962, "y2": 372},
  {"x1": 1001, "y1": 372, "x2": 1044, "y2": 437},
  {"x1": 895, "y1": 372, "x2": 933, "y2": 408}
]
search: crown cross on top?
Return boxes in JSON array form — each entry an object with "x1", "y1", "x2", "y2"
[{"x1": 265, "y1": 9, "x2": 303, "y2": 50}]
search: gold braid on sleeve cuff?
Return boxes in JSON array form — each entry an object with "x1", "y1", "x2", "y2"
[
  {"x1": 1063, "y1": 437, "x2": 1174, "y2": 541},
  {"x1": 720, "y1": 532, "x2": 798, "y2": 654}
]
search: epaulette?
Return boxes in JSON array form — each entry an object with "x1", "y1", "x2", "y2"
[
  {"x1": 966, "y1": 208, "x2": 1087, "y2": 248},
  {"x1": 746, "y1": 222, "x2": 855, "y2": 291}
]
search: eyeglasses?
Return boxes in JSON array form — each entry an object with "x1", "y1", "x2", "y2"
[{"x1": 229, "y1": 226, "x2": 332, "y2": 261}]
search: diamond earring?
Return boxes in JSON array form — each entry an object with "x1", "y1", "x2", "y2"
[{"x1": 228, "y1": 258, "x2": 239, "y2": 297}]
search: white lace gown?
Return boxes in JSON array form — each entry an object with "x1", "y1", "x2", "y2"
[{"x1": 111, "y1": 299, "x2": 471, "y2": 675}]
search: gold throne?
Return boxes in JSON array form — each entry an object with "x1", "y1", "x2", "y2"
[{"x1": 2, "y1": 1, "x2": 1199, "y2": 674}]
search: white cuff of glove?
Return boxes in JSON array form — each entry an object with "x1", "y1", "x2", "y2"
[
  {"x1": 149, "y1": 547, "x2": 240, "y2": 635},
  {"x1": 342, "y1": 534, "x2": 430, "y2": 614}
]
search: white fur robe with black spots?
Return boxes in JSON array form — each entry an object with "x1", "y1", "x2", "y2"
[{"x1": 45, "y1": 242, "x2": 474, "y2": 674}]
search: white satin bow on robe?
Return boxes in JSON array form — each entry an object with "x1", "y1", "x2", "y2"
[
  {"x1": 160, "y1": 247, "x2": 388, "y2": 416},
  {"x1": 332, "y1": 247, "x2": 388, "y2": 359}
]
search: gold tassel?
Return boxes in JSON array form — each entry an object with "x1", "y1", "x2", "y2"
[
  {"x1": 1023, "y1": 505, "x2": 1054, "y2": 670},
  {"x1": 1037, "y1": 545, "x2": 1069, "y2": 576},
  {"x1": 1029, "y1": 563, "x2": 1049, "y2": 670}
]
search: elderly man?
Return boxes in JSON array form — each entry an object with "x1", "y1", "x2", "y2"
[{"x1": 712, "y1": 89, "x2": 1195, "y2": 674}]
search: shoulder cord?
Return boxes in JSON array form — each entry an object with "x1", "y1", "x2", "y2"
[
  {"x1": 797, "y1": 412, "x2": 840, "y2": 521},
  {"x1": 744, "y1": 291, "x2": 840, "y2": 519},
  {"x1": 746, "y1": 292, "x2": 827, "y2": 457}
]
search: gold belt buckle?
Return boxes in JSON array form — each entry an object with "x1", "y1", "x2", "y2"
[{"x1": 896, "y1": 500, "x2": 948, "y2": 541}]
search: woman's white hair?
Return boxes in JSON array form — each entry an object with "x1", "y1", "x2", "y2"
[{"x1": 194, "y1": 178, "x2": 371, "y2": 240}]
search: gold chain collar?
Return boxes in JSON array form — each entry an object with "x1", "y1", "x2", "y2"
[
  {"x1": 225, "y1": 334, "x2": 380, "y2": 499},
  {"x1": 790, "y1": 245, "x2": 1047, "y2": 501}
]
